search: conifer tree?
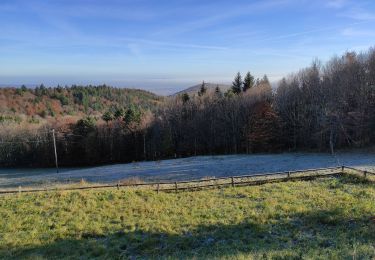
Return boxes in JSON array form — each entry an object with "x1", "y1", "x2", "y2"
[
  {"x1": 181, "y1": 93, "x2": 190, "y2": 103},
  {"x1": 243, "y1": 71, "x2": 254, "y2": 92},
  {"x1": 214, "y1": 85, "x2": 223, "y2": 98},
  {"x1": 198, "y1": 81, "x2": 207, "y2": 96},
  {"x1": 102, "y1": 111, "x2": 113, "y2": 124},
  {"x1": 231, "y1": 72, "x2": 243, "y2": 94}
]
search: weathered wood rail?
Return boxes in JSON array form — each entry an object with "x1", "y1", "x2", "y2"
[
  {"x1": 0, "y1": 165, "x2": 373, "y2": 195},
  {"x1": 342, "y1": 166, "x2": 375, "y2": 178}
]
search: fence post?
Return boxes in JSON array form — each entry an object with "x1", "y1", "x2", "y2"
[
  {"x1": 157, "y1": 183, "x2": 160, "y2": 194},
  {"x1": 18, "y1": 186, "x2": 21, "y2": 194},
  {"x1": 117, "y1": 182, "x2": 120, "y2": 190},
  {"x1": 175, "y1": 182, "x2": 178, "y2": 193},
  {"x1": 341, "y1": 165, "x2": 344, "y2": 173},
  {"x1": 231, "y1": 177, "x2": 234, "y2": 187},
  {"x1": 287, "y1": 171, "x2": 291, "y2": 178}
]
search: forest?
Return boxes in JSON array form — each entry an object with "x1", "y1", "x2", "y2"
[{"x1": 1, "y1": 47, "x2": 375, "y2": 167}]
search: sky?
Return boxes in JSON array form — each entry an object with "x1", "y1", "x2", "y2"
[{"x1": 0, "y1": 0, "x2": 375, "y2": 95}]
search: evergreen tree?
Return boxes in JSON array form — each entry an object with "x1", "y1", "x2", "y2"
[
  {"x1": 243, "y1": 71, "x2": 254, "y2": 92},
  {"x1": 123, "y1": 106, "x2": 143, "y2": 132},
  {"x1": 114, "y1": 107, "x2": 125, "y2": 119},
  {"x1": 231, "y1": 72, "x2": 243, "y2": 94},
  {"x1": 198, "y1": 81, "x2": 207, "y2": 96},
  {"x1": 74, "y1": 117, "x2": 96, "y2": 136},
  {"x1": 181, "y1": 93, "x2": 190, "y2": 103},
  {"x1": 261, "y1": 74, "x2": 270, "y2": 84},
  {"x1": 215, "y1": 85, "x2": 223, "y2": 98},
  {"x1": 102, "y1": 111, "x2": 113, "y2": 124}
]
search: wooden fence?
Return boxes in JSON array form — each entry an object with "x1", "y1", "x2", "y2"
[
  {"x1": 342, "y1": 166, "x2": 375, "y2": 178},
  {"x1": 0, "y1": 165, "x2": 373, "y2": 195}
]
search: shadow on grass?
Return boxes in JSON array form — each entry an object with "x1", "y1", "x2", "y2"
[{"x1": 3, "y1": 208, "x2": 374, "y2": 259}]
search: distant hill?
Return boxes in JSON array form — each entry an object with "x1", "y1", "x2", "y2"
[
  {"x1": 172, "y1": 83, "x2": 231, "y2": 96},
  {"x1": 0, "y1": 85, "x2": 163, "y2": 125}
]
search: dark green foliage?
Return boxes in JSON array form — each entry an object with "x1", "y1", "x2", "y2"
[
  {"x1": 15, "y1": 89, "x2": 23, "y2": 96},
  {"x1": 0, "y1": 115, "x2": 20, "y2": 123},
  {"x1": 198, "y1": 81, "x2": 207, "y2": 96},
  {"x1": 34, "y1": 84, "x2": 47, "y2": 96},
  {"x1": 243, "y1": 71, "x2": 254, "y2": 92},
  {"x1": 123, "y1": 106, "x2": 142, "y2": 127},
  {"x1": 232, "y1": 72, "x2": 243, "y2": 94},
  {"x1": 14, "y1": 86, "x2": 26, "y2": 96},
  {"x1": 102, "y1": 111, "x2": 113, "y2": 123},
  {"x1": 74, "y1": 117, "x2": 96, "y2": 136},
  {"x1": 51, "y1": 93, "x2": 70, "y2": 106},
  {"x1": 114, "y1": 107, "x2": 125, "y2": 119},
  {"x1": 224, "y1": 89, "x2": 234, "y2": 98},
  {"x1": 181, "y1": 93, "x2": 190, "y2": 103}
]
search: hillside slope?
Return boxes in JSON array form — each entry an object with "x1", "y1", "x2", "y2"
[
  {"x1": 0, "y1": 85, "x2": 163, "y2": 125},
  {"x1": 173, "y1": 82, "x2": 231, "y2": 96}
]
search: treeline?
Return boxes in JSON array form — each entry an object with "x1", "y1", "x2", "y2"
[{"x1": 1, "y1": 48, "x2": 375, "y2": 167}]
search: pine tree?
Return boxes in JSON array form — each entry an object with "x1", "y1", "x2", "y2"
[
  {"x1": 102, "y1": 111, "x2": 113, "y2": 124},
  {"x1": 231, "y1": 72, "x2": 242, "y2": 94},
  {"x1": 243, "y1": 71, "x2": 254, "y2": 92},
  {"x1": 114, "y1": 107, "x2": 125, "y2": 119},
  {"x1": 181, "y1": 93, "x2": 190, "y2": 103},
  {"x1": 198, "y1": 81, "x2": 207, "y2": 96}
]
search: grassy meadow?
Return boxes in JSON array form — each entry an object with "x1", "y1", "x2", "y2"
[{"x1": 0, "y1": 175, "x2": 374, "y2": 259}]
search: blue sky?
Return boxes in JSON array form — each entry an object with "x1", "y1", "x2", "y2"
[{"x1": 0, "y1": 0, "x2": 375, "y2": 94}]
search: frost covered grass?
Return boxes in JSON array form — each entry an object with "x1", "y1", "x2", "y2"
[
  {"x1": 0, "y1": 175, "x2": 374, "y2": 259},
  {"x1": 1, "y1": 152, "x2": 375, "y2": 189}
]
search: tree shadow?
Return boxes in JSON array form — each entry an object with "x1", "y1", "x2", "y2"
[{"x1": 2, "y1": 208, "x2": 374, "y2": 259}]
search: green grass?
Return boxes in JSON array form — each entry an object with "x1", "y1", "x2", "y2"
[{"x1": 0, "y1": 175, "x2": 374, "y2": 259}]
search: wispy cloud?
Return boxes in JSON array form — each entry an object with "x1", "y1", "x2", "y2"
[
  {"x1": 251, "y1": 21, "x2": 368, "y2": 43},
  {"x1": 341, "y1": 27, "x2": 375, "y2": 37},
  {"x1": 326, "y1": 0, "x2": 347, "y2": 9},
  {"x1": 152, "y1": 0, "x2": 292, "y2": 36},
  {"x1": 341, "y1": 8, "x2": 375, "y2": 20},
  {"x1": 24, "y1": 1, "x2": 167, "y2": 22},
  {"x1": 324, "y1": 1, "x2": 375, "y2": 21},
  {"x1": 124, "y1": 38, "x2": 228, "y2": 51}
]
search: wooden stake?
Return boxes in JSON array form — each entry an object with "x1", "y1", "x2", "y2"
[{"x1": 52, "y1": 129, "x2": 59, "y2": 173}]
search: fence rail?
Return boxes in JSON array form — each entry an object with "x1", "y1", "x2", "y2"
[
  {"x1": 342, "y1": 166, "x2": 375, "y2": 177},
  {"x1": 0, "y1": 165, "x2": 373, "y2": 195}
]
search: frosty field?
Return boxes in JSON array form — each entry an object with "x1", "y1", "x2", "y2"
[{"x1": 1, "y1": 152, "x2": 374, "y2": 189}]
